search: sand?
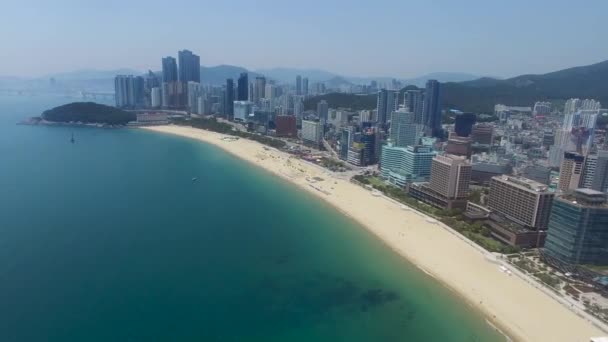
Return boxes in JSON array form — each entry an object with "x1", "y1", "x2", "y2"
[{"x1": 143, "y1": 125, "x2": 605, "y2": 342}]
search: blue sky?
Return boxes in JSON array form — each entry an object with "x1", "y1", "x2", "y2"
[{"x1": 2, "y1": 0, "x2": 607, "y2": 78}]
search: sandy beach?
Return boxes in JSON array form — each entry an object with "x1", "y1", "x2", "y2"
[{"x1": 144, "y1": 125, "x2": 604, "y2": 342}]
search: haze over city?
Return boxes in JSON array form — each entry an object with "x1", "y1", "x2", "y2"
[{"x1": 3, "y1": 0, "x2": 608, "y2": 78}]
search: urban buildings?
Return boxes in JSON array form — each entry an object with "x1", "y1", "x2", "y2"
[
  {"x1": 275, "y1": 115, "x2": 297, "y2": 137},
  {"x1": 178, "y1": 50, "x2": 200, "y2": 83},
  {"x1": 423, "y1": 80, "x2": 442, "y2": 138},
  {"x1": 408, "y1": 154, "x2": 472, "y2": 210},
  {"x1": 224, "y1": 78, "x2": 234, "y2": 118},
  {"x1": 471, "y1": 123, "x2": 494, "y2": 145},
  {"x1": 295, "y1": 75, "x2": 302, "y2": 95},
  {"x1": 150, "y1": 87, "x2": 161, "y2": 108},
  {"x1": 445, "y1": 136, "x2": 473, "y2": 158},
  {"x1": 237, "y1": 73, "x2": 248, "y2": 101},
  {"x1": 558, "y1": 152, "x2": 586, "y2": 192},
  {"x1": 454, "y1": 112, "x2": 477, "y2": 137},
  {"x1": 301, "y1": 120, "x2": 322, "y2": 146},
  {"x1": 317, "y1": 100, "x2": 328, "y2": 122},
  {"x1": 233, "y1": 101, "x2": 253, "y2": 121},
  {"x1": 533, "y1": 101, "x2": 552, "y2": 116},
  {"x1": 486, "y1": 175, "x2": 554, "y2": 247},
  {"x1": 389, "y1": 109, "x2": 420, "y2": 147},
  {"x1": 161, "y1": 57, "x2": 178, "y2": 83},
  {"x1": 404, "y1": 89, "x2": 424, "y2": 124},
  {"x1": 380, "y1": 143, "x2": 435, "y2": 187},
  {"x1": 591, "y1": 151, "x2": 608, "y2": 192},
  {"x1": 544, "y1": 189, "x2": 608, "y2": 265},
  {"x1": 114, "y1": 75, "x2": 144, "y2": 108},
  {"x1": 376, "y1": 89, "x2": 398, "y2": 126},
  {"x1": 303, "y1": 77, "x2": 309, "y2": 96},
  {"x1": 253, "y1": 76, "x2": 266, "y2": 104}
]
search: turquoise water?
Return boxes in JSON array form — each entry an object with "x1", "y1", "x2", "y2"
[{"x1": 0, "y1": 95, "x2": 504, "y2": 341}]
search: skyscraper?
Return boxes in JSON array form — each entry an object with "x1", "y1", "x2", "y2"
[
  {"x1": 544, "y1": 189, "x2": 608, "y2": 265},
  {"x1": 178, "y1": 50, "x2": 200, "y2": 83},
  {"x1": 376, "y1": 89, "x2": 398, "y2": 126},
  {"x1": 429, "y1": 154, "x2": 471, "y2": 199},
  {"x1": 389, "y1": 109, "x2": 420, "y2": 147},
  {"x1": 114, "y1": 75, "x2": 134, "y2": 108},
  {"x1": 253, "y1": 76, "x2": 266, "y2": 104},
  {"x1": 488, "y1": 175, "x2": 554, "y2": 231},
  {"x1": 423, "y1": 80, "x2": 442, "y2": 138},
  {"x1": 301, "y1": 120, "x2": 322, "y2": 146},
  {"x1": 317, "y1": 100, "x2": 328, "y2": 122},
  {"x1": 404, "y1": 89, "x2": 424, "y2": 124},
  {"x1": 454, "y1": 112, "x2": 477, "y2": 137},
  {"x1": 303, "y1": 77, "x2": 309, "y2": 95},
  {"x1": 161, "y1": 57, "x2": 178, "y2": 83},
  {"x1": 558, "y1": 152, "x2": 586, "y2": 192},
  {"x1": 225, "y1": 78, "x2": 234, "y2": 118},
  {"x1": 380, "y1": 143, "x2": 435, "y2": 187},
  {"x1": 591, "y1": 151, "x2": 608, "y2": 193},
  {"x1": 296, "y1": 75, "x2": 302, "y2": 95},
  {"x1": 237, "y1": 73, "x2": 248, "y2": 101}
]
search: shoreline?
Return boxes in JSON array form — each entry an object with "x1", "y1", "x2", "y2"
[{"x1": 143, "y1": 124, "x2": 604, "y2": 342}]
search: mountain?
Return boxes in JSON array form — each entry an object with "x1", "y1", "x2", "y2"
[
  {"x1": 255, "y1": 68, "x2": 338, "y2": 83},
  {"x1": 443, "y1": 60, "x2": 608, "y2": 113},
  {"x1": 45, "y1": 69, "x2": 143, "y2": 80},
  {"x1": 405, "y1": 72, "x2": 482, "y2": 87},
  {"x1": 200, "y1": 65, "x2": 261, "y2": 85}
]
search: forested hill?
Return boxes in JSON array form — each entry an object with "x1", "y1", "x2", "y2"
[
  {"x1": 41, "y1": 102, "x2": 135, "y2": 125},
  {"x1": 304, "y1": 60, "x2": 608, "y2": 113}
]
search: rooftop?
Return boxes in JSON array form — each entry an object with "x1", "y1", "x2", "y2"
[{"x1": 492, "y1": 175, "x2": 550, "y2": 193}]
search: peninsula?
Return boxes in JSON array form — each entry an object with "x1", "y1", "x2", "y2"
[{"x1": 21, "y1": 102, "x2": 135, "y2": 126}]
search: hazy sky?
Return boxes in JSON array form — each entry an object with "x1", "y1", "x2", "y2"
[{"x1": 3, "y1": 0, "x2": 608, "y2": 78}]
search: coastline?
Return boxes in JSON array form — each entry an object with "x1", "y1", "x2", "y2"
[{"x1": 143, "y1": 124, "x2": 604, "y2": 342}]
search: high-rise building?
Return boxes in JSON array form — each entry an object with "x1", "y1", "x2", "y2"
[
  {"x1": 303, "y1": 77, "x2": 309, "y2": 95},
  {"x1": 114, "y1": 75, "x2": 144, "y2": 108},
  {"x1": 488, "y1": 175, "x2": 554, "y2": 230},
  {"x1": 376, "y1": 89, "x2": 398, "y2": 126},
  {"x1": 591, "y1": 151, "x2": 608, "y2": 193},
  {"x1": 225, "y1": 78, "x2": 234, "y2": 118},
  {"x1": 380, "y1": 143, "x2": 435, "y2": 187},
  {"x1": 253, "y1": 76, "x2": 266, "y2": 104},
  {"x1": 150, "y1": 87, "x2": 161, "y2": 108},
  {"x1": 471, "y1": 123, "x2": 494, "y2": 145},
  {"x1": 265, "y1": 84, "x2": 275, "y2": 100},
  {"x1": 428, "y1": 154, "x2": 471, "y2": 199},
  {"x1": 162, "y1": 57, "x2": 178, "y2": 83},
  {"x1": 296, "y1": 75, "x2": 302, "y2": 95},
  {"x1": 544, "y1": 189, "x2": 608, "y2": 265},
  {"x1": 454, "y1": 112, "x2": 477, "y2": 137},
  {"x1": 408, "y1": 154, "x2": 472, "y2": 210},
  {"x1": 233, "y1": 101, "x2": 253, "y2": 121},
  {"x1": 275, "y1": 115, "x2": 297, "y2": 137},
  {"x1": 237, "y1": 73, "x2": 248, "y2": 101},
  {"x1": 114, "y1": 75, "x2": 134, "y2": 108},
  {"x1": 339, "y1": 126, "x2": 354, "y2": 161},
  {"x1": 301, "y1": 120, "x2": 322, "y2": 146},
  {"x1": 404, "y1": 90, "x2": 424, "y2": 124},
  {"x1": 294, "y1": 98, "x2": 304, "y2": 118},
  {"x1": 187, "y1": 81, "x2": 201, "y2": 111},
  {"x1": 445, "y1": 136, "x2": 472, "y2": 158},
  {"x1": 423, "y1": 80, "x2": 442, "y2": 138},
  {"x1": 389, "y1": 109, "x2": 420, "y2": 147},
  {"x1": 558, "y1": 152, "x2": 586, "y2": 192},
  {"x1": 178, "y1": 50, "x2": 200, "y2": 83},
  {"x1": 317, "y1": 100, "x2": 329, "y2": 122}
]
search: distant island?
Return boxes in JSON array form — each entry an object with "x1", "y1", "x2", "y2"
[
  {"x1": 40, "y1": 102, "x2": 136, "y2": 125},
  {"x1": 20, "y1": 102, "x2": 136, "y2": 126}
]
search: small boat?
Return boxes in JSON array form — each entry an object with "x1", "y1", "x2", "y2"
[{"x1": 191, "y1": 177, "x2": 198, "y2": 182}]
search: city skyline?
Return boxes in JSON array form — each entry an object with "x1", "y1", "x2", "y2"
[{"x1": 3, "y1": 0, "x2": 608, "y2": 78}]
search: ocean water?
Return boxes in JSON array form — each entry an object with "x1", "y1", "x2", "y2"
[{"x1": 0, "y1": 95, "x2": 504, "y2": 341}]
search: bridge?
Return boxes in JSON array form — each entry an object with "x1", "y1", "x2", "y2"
[{"x1": 0, "y1": 88, "x2": 115, "y2": 100}]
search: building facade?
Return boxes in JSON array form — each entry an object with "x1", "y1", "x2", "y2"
[
  {"x1": 380, "y1": 144, "x2": 435, "y2": 187},
  {"x1": 544, "y1": 189, "x2": 608, "y2": 265}
]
